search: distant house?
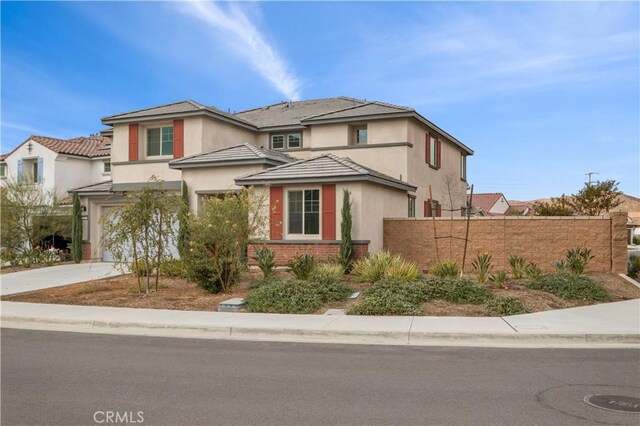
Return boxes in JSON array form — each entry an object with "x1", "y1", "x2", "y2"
[
  {"x1": 471, "y1": 192, "x2": 511, "y2": 216},
  {"x1": 1, "y1": 135, "x2": 112, "y2": 201}
]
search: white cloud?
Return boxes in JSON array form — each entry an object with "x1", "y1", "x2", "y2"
[{"x1": 177, "y1": 1, "x2": 301, "y2": 101}]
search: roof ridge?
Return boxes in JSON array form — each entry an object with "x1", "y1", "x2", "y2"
[
  {"x1": 235, "y1": 154, "x2": 323, "y2": 180},
  {"x1": 234, "y1": 96, "x2": 366, "y2": 115},
  {"x1": 370, "y1": 99, "x2": 414, "y2": 111},
  {"x1": 324, "y1": 153, "x2": 368, "y2": 175},
  {"x1": 103, "y1": 100, "x2": 196, "y2": 119},
  {"x1": 301, "y1": 102, "x2": 374, "y2": 121}
]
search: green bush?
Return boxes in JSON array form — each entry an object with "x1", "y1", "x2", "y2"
[
  {"x1": 554, "y1": 260, "x2": 568, "y2": 272},
  {"x1": 159, "y1": 259, "x2": 186, "y2": 278},
  {"x1": 633, "y1": 236, "x2": 640, "y2": 245},
  {"x1": 352, "y1": 251, "x2": 420, "y2": 283},
  {"x1": 253, "y1": 246, "x2": 276, "y2": 279},
  {"x1": 348, "y1": 278, "x2": 426, "y2": 316},
  {"x1": 628, "y1": 256, "x2": 640, "y2": 279},
  {"x1": 422, "y1": 277, "x2": 494, "y2": 305},
  {"x1": 524, "y1": 262, "x2": 542, "y2": 280},
  {"x1": 183, "y1": 250, "x2": 243, "y2": 293},
  {"x1": 430, "y1": 260, "x2": 460, "y2": 278},
  {"x1": 471, "y1": 253, "x2": 493, "y2": 284},
  {"x1": 286, "y1": 253, "x2": 317, "y2": 280},
  {"x1": 245, "y1": 277, "x2": 351, "y2": 314},
  {"x1": 311, "y1": 263, "x2": 345, "y2": 281},
  {"x1": 487, "y1": 297, "x2": 528, "y2": 316},
  {"x1": 565, "y1": 246, "x2": 594, "y2": 275},
  {"x1": 489, "y1": 270, "x2": 508, "y2": 289},
  {"x1": 508, "y1": 254, "x2": 526, "y2": 279},
  {"x1": 527, "y1": 272, "x2": 611, "y2": 301}
]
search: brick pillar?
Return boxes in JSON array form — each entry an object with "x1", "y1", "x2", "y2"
[
  {"x1": 82, "y1": 242, "x2": 92, "y2": 261},
  {"x1": 610, "y1": 212, "x2": 627, "y2": 273}
]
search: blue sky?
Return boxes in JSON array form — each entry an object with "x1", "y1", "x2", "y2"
[{"x1": 1, "y1": 1, "x2": 638, "y2": 200}]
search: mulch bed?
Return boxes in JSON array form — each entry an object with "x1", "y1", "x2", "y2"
[{"x1": 2, "y1": 270, "x2": 638, "y2": 316}]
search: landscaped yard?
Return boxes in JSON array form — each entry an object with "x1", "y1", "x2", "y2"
[{"x1": 3, "y1": 265, "x2": 638, "y2": 316}]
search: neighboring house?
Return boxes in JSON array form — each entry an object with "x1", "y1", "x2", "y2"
[
  {"x1": 75, "y1": 97, "x2": 473, "y2": 262},
  {"x1": 506, "y1": 201, "x2": 533, "y2": 216},
  {"x1": 1, "y1": 135, "x2": 112, "y2": 200},
  {"x1": 471, "y1": 192, "x2": 511, "y2": 216}
]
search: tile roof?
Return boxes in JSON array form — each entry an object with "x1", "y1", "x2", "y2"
[
  {"x1": 6, "y1": 135, "x2": 111, "y2": 159},
  {"x1": 471, "y1": 193, "x2": 505, "y2": 214},
  {"x1": 69, "y1": 180, "x2": 113, "y2": 194},
  {"x1": 235, "y1": 153, "x2": 416, "y2": 191},
  {"x1": 169, "y1": 143, "x2": 294, "y2": 169},
  {"x1": 301, "y1": 102, "x2": 413, "y2": 122}
]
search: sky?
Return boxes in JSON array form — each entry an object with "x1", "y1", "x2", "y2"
[{"x1": 1, "y1": 1, "x2": 638, "y2": 200}]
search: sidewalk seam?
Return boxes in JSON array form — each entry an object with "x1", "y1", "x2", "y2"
[
  {"x1": 408, "y1": 317, "x2": 415, "y2": 343},
  {"x1": 500, "y1": 317, "x2": 518, "y2": 332}
]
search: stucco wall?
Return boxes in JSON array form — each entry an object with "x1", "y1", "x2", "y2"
[
  {"x1": 201, "y1": 117, "x2": 257, "y2": 152},
  {"x1": 90, "y1": 158, "x2": 111, "y2": 184},
  {"x1": 54, "y1": 156, "x2": 93, "y2": 198},
  {"x1": 3, "y1": 140, "x2": 57, "y2": 191},
  {"x1": 112, "y1": 162, "x2": 181, "y2": 185},
  {"x1": 383, "y1": 212, "x2": 628, "y2": 274}
]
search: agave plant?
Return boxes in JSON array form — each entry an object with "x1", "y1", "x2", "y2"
[
  {"x1": 471, "y1": 253, "x2": 493, "y2": 284},
  {"x1": 430, "y1": 259, "x2": 460, "y2": 278},
  {"x1": 508, "y1": 254, "x2": 526, "y2": 279},
  {"x1": 565, "y1": 246, "x2": 594, "y2": 275},
  {"x1": 524, "y1": 262, "x2": 542, "y2": 280},
  {"x1": 489, "y1": 270, "x2": 508, "y2": 289}
]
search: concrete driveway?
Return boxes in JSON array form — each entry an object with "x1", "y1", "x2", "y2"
[{"x1": 0, "y1": 262, "x2": 123, "y2": 296}]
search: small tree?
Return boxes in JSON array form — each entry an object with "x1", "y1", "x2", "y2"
[
  {"x1": 71, "y1": 192, "x2": 83, "y2": 263},
  {"x1": 339, "y1": 189, "x2": 354, "y2": 272},
  {"x1": 569, "y1": 180, "x2": 622, "y2": 216},
  {"x1": 101, "y1": 178, "x2": 180, "y2": 294},
  {"x1": 533, "y1": 194, "x2": 574, "y2": 216},
  {"x1": 186, "y1": 188, "x2": 267, "y2": 293},
  {"x1": 177, "y1": 181, "x2": 190, "y2": 258}
]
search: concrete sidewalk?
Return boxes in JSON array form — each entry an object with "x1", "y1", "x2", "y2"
[
  {"x1": 0, "y1": 262, "x2": 123, "y2": 296},
  {"x1": 2, "y1": 299, "x2": 638, "y2": 347}
]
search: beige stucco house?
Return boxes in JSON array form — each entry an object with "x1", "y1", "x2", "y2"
[{"x1": 74, "y1": 97, "x2": 473, "y2": 262}]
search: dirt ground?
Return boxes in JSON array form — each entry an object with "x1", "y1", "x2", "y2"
[{"x1": 2, "y1": 271, "x2": 638, "y2": 316}]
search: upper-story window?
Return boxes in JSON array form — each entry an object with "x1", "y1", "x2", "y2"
[
  {"x1": 147, "y1": 126, "x2": 173, "y2": 156},
  {"x1": 350, "y1": 124, "x2": 368, "y2": 145},
  {"x1": 271, "y1": 132, "x2": 302, "y2": 150},
  {"x1": 408, "y1": 196, "x2": 416, "y2": 218},
  {"x1": 460, "y1": 154, "x2": 466, "y2": 181},
  {"x1": 103, "y1": 161, "x2": 111, "y2": 173},
  {"x1": 0, "y1": 163, "x2": 6, "y2": 179},
  {"x1": 426, "y1": 133, "x2": 441, "y2": 169}
]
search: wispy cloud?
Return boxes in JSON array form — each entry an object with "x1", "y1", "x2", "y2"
[{"x1": 176, "y1": 1, "x2": 301, "y2": 101}]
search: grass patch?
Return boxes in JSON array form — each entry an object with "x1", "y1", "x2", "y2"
[
  {"x1": 245, "y1": 277, "x2": 352, "y2": 314},
  {"x1": 527, "y1": 272, "x2": 611, "y2": 302},
  {"x1": 486, "y1": 297, "x2": 528, "y2": 316}
]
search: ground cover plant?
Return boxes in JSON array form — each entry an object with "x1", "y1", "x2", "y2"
[{"x1": 527, "y1": 272, "x2": 611, "y2": 302}]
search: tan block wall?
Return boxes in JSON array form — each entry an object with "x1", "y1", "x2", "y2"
[
  {"x1": 383, "y1": 212, "x2": 627, "y2": 274},
  {"x1": 248, "y1": 242, "x2": 369, "y2": 266}
]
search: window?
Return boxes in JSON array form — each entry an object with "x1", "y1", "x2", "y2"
[
  {"x1": 424, "y1": 199, "x2": 441, "y2": 218},
  {"x1": 460, "y1": 154, "x2": 466, "y2": 181},
  {"x1": 0, "y1": 163, "x2": 6, "y2": 178},
  {"x1": 271, "y1": 132, "x2": 302, "y2": 150},
  {"x1": 32, "y1": 162, "x2": 39, "y2": 183},
  {"x1": 288, "y1": 189, "x2": 320, "y2": 235},
  {"x1": 350, "y1": 125, "x2": 367, "y2": 145},
  {"x1": 103, "y1": 161, "x2": 111, "y2": 173},
  {"x1": 147, "y1": 126, "x2": 173, "y2": 156},
  {"x1": 408, "y1": 196, "x2": 416, "y2": 218}
]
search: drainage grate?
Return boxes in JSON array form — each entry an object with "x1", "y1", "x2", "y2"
[{"x1": 583, "y1": 394, "x2": 640, "y2": 413}]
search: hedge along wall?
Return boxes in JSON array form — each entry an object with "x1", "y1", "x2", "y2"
[{"x1": 383, "y1": 212, "x2": 628, "y2": 274}]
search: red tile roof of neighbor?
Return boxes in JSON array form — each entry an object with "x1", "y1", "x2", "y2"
[
  {"x1": 471, "y1": 193, "x2": 505, "y2": 213},
  {"x1": 2, "y1": 135, "x2": 111, "y2": 159}
]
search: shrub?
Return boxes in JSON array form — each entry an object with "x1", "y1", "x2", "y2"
[
  {"x1": 471, "y1": 253, "x2": 493, "y2": 284},
  {"x1": 348, "y1": 277, "x2": 426, "y2": 316},
  {"x1": 182, "y1": 249, "x2": 243, "y2": 294},
  {"x1": 628, "y1": 256, "x2": 640, "y2": 279},
  {"x1": 524, "y1": 262, "x2": 542, "y2": 280},
  {"x1": 287, "y1": 253, "x2": 317, "y2": 280},
  {"x1": 432, "y1": 277, "x2": 494, "y2": 305},
  {"x1": 41, "y1": 250, "x2": 59, "y2": 266},
  {"x1": 130, "y1": 259, "x2": 154, "y2": 278},
  {"x1": 554, "y1": 260, "x2": 568, "y2": 272},
  {"x1": 633, "y1": 236, "x2": 640, "y2": 245},
  {"x1": 489, "y1": 270, "x2": 508, "y2": 289},
  {"x1": 253, "y1": 246, "x2": 276, "y2": 279},
  {"x1": 352, "y1": 251, "x2": 420, "y2": 283},
  {"x1": 565, "y1": 246, "x2": 594, "y2": 275},
  {"x1": 508, "y1": 254, "x2": 526, "y2": 279},
  {"x1": 487, "y1": 297, "x2": 528, "y2": 316},
  {"x1": 311, "y1": 263, "x2": 345, "y2": 281},
  {"x1": 308, "y1": 274, "x2": 352, "y2": 302},
  {"x1": 527, "y1": 272, "x2": 611, "y2": 301},
  {"x1": 159, "y1": 259, "x2": 186, "y2": 278},
  {"x1": 245, "y1": 277, "x2": 351, "y2": 314},
  {"x1": 430, "y1": 259, "x2": 460, "y2": 278}
]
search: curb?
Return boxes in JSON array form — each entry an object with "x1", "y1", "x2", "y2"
[{"x1": 3, "y1": 315, "x2": 639, "y2": 347}]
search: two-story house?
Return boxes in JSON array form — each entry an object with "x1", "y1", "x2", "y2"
[
  {"x1": 76, "y1": 97, "x2": 473, "y2": 262},
  {"x1": 1, "y1": 135, "x2": 112, "y2": 200}
]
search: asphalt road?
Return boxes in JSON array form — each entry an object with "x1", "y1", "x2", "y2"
[{"x1": 2, "y1": 329, "x2": 639, "y2": 425}]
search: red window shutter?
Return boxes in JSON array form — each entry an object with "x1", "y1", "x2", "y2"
[
  {"x1": 173, "y1": 119, "x2": 184, "y2": 159},
  {"x1": 436, "y1": 139, "x2": 442, "y2": 169},
  {"x1": 425, "y1": 133, "x2": 430, "y2": 164},
  {"x1": 270, "y1": 187, "x2": 283, "y2": 240},
  {"x1": 437, "y1": 202, "x2": 442, "y2": 217},
  {"x1": 321, "y1": 184, "x2": 336, "y2": 240},
  {"x1": 424, "y1": 200, "x2": 432, "y2": 217},
  {"x1": 128, "y1": 124, "x2": 139, "y2": 161}
]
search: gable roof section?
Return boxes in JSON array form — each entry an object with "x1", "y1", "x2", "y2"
[
  {"x1": 235, "y1": 153, "x2": 416, "y2": 192},
  {"x1": 169, "y1": 143, "x2": 295, "y2": 169},
  {"x1": 69, "y1": 180, "x2": 113, "y2": 194},
  {"x1": 102, "y1": 100, "x2": 256, "y2": 129},
  {"x1": 301, "y1": 102, "x2": 413, "y2": 123},
  {"x1": 472, "y1": 193, "x2": 506, "y2": 214},
  {"x1": 3, "y1": 135, "x2": 111, "y2": 160}
]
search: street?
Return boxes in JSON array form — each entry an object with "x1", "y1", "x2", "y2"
[{"x1": 1, "y1": 328, "x2": 639, "y2": 425}]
